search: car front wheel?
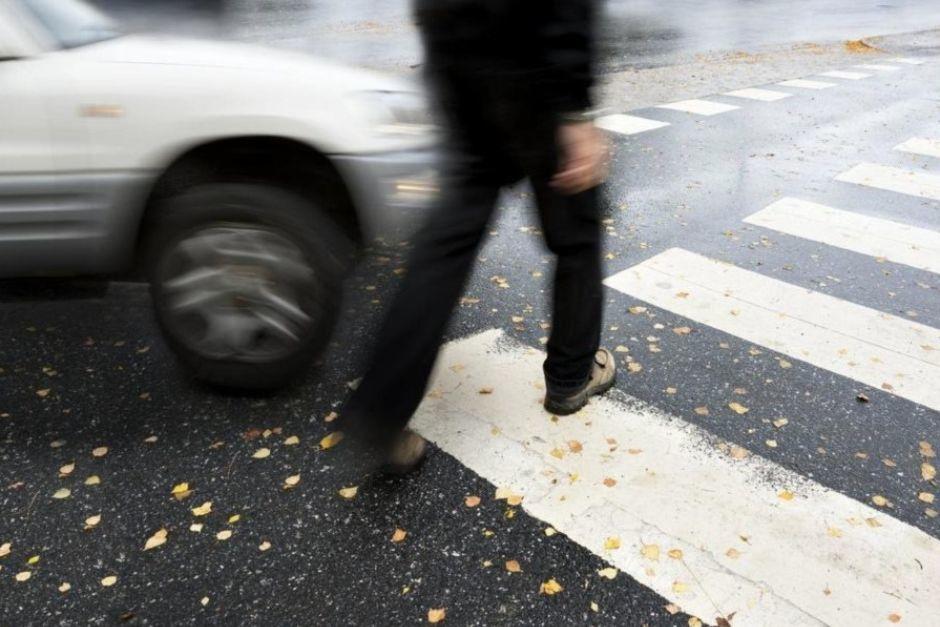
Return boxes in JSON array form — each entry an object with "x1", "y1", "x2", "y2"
[{"x1": 145, "y1": 183, "x2": 352, "y2": 390}]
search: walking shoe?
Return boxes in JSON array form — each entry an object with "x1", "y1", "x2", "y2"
[
  {"x1": 543, "y1": 348, "x2": 617, "y2": 416},
  {"x1": 381, "y1": 428, "x2": 428, "y2": 475}
]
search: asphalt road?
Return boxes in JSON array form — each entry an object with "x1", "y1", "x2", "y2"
[{"x1": 3, "y1": 4, "x2": 940, "y2": 626}]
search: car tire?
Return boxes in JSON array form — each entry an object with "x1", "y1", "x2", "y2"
[{"x1": 145, "y1": 183, "x2": 353, "y2": 390}]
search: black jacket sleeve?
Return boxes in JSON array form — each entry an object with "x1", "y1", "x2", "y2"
[{"x1": 538, "y1": 0, "x2": 597, "y2": 113}]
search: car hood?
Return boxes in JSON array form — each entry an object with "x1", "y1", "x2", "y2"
[{"x1": 71, "y1": 34, "x2": 414, "y2": 92}]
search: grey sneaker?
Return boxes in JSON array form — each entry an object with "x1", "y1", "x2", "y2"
[
  {"x1": 381, "y1": 429, "x2": 428, "y2": 475},
  {"x1": 543, "y1": 348, "x2": 617, "y2": 415}
]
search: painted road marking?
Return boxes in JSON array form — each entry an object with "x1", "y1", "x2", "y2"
[
  {"x1": 596, "y1": 114, "x2": 670, "y2": 136},
  {"x1": 819, "y1": 70, "x2": 871, "y2": 80},
  {"x1": 413, "y1": 330, "x2": 940, "y2": 626},
  {"x1": 603, "y1": 248, "x2": 940, "y2": 411},
  {"x1": 836, "y1": 163, "x2": 940, "y2": 201},
  {"x1": 743, "y1": 197, "x2": 940, "y2": 273},
  {"x1": 723, "y1": 87, "x2": 792, "y2": 102},
  {"x1": 777, "y1": 79, "x2": 836, "y2": 90},
  {"x1": 655, "y1": 99, "x2": 740, "y2": 116},
  {"x1": 895, "y1": 137, "x2": 940, "y2": 159},
  {"x1": 891, "y1": 57, "x2": 926, "y2": 65},
  {"x1": 855, "y1": 64, "x2": 901, "y2": 72}
]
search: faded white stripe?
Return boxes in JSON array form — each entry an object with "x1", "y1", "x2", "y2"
[
  {"x1": 819, "y1": 70, "x2": 871, "y2": 80},
  {"x1": 723, "y1": 88, "x2": 792, "y2": 102},
  {"x1": 596, "y1": 114, "x2": 670, "y2": 136},
  {"x1": 655, "y1": 99, "x2": 740, "y2": 116},
  {"x1": 777, "y1": 79, "x2": 836, "y2": 90},
  {"x1": 413, "y1": 330, "x2": 940, "y2": 626},
  {"x1": 836, "y1": 162, "x2": 940, "y2": 201},
  {"x1": 891, "y1": 57, "x2": 926, "y2": 65},
  {"x1": 895, "y1": 137, "x2": 940, "y2": 159},
  {"x1": 743, "y1": 197, "x2": 940, "y2": 273},
  {"x1": 604, "y1": 248, "x2": 940, "y2": 410},
  {"x1": 854, "y1": 64, "x2": 901, "y2": 72}
]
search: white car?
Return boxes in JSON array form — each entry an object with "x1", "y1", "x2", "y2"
[{"x1": 0, "y1": 0, "x2": 437, "y2": 388}]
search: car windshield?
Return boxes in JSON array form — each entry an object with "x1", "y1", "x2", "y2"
[{"x1": 19, "y1": 0, "x2": 120, "y2": 49}]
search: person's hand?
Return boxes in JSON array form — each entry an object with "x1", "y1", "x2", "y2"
[{"x1": 550, "y1": 121, "x2": 610, "y2": 195}]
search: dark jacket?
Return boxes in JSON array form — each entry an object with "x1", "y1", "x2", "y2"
[{"x1": 414, "y1": 0, "x2": 596, "y2": 114}]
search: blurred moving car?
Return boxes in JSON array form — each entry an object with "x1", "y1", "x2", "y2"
[{"x1": 0, "y1": 0, "x2": 437, "y2": 389}]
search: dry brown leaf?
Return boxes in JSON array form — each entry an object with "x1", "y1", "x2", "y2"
[
  {"x1": 427, "y1": 608, "x2": 447, "y2": 623},
  {"x1": 603, "y1": 477, "x2": 617, "y2": 488},
  {"x1": 192, "y1": 501, "x2": 212, "y2": 517},
  {"x1": 725, "y1": 548, "x2": 741, "y2": 559},
  {"x1": 920, "y1": 441, "x2": 936, "y2": 458},
  {"x1": 464, "y1": 495, "x2": 481, "y2": 508},
  {"x1": 694, "y1": 406, "x2": 709, "y2": 416},
  {"x1": 505, "y1": 559, "x2": 521, "y2": 573},
  {"x1": 478, "y1": 387, "x2": 494, "y2": 395},
  {"x1": 320, "y1": 432, "x2": 345, "y2": 450},
  {"x1": 567, "y1": 440, "x2": 583, "y2": 453},
  {"x1": 390, "y1": 528, "x2": 408, "y2": 543},
  {"x1": 883, "y1": 458, "x2": 897, "y2": 468},
  {"x1": 888, "y1": 613, "x2": 902, "y2": 623},
  {"x1": 673, "y1": 326, "x2": 692, "y2": 336},
  {"x1": 539, "y1": 578, "x2": 563, "y2": 595}
]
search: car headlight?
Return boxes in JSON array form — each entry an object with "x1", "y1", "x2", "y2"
[{"x1": 349, "y1": 90, "x2": 437, "y2": 137}]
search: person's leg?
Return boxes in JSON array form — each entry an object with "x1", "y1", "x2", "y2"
[{"x1": 343, "y1": 165, "x2": 502, "y2": 446}]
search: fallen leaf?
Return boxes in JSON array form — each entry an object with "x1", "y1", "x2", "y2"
[
  {"x1": 567, "y1": 440, "x2": 583, "y2": 453},
  {"x1": 52, "y1": 488, "x2": 71, "y2": 500},
  {"x1": 283, "y1": 435, "x2": 300, "y2": 446},
  {"x1": 228, "y1": 514, "x2": 241, "y2": 524},
  {"x1": 216, "y1": 530, "x2": 232, "y2": 541},
  {"x1": 590, "y1": 601, "x2": 599, "y2": 612},
  {"x1": 773, "y1": 418, "x2": 789, "y2": 428},
  {"x1": 85, "y1": 514, "x2": 101, "y2": 530},
  {"x1": 320, "y1": 432, "x2": 344, "y2": 450},
  {"x1": 50, "y1": 439, "x2": 66, "y2": 448},
  {"x1": 101, "y1": 575, "x2": 117, "y2": 587},
  {"x1": 464, "y1": 495, "x2": 481, "y2": 508},
  {"x1": 865, "y1": 517, "x2": 882, "y2": 528},
  {"x1": 92, "y1": 446, "x2": 108, "y2": 458},
  {"x1": 144, "y1": 528, "x2": 168, "y2": 551},
  {"x1": 506, "y1": 494, "x2": 524, "y2": 506},
  {"x1": 888, "y1": 613, "x2": 901, "y2": 623},
  {"x1": 827, "y1": 526, "x2": 843, "y2": 538},
  {"x1": 252, "y1": 447, "x2": 271, "y2": 459},
  {"x1": 598, "y1": 567, "x2": 618, "y2": 579},
  {"x1": 36, "y1": 388, "x2": 51, "y2": 398},
  {"x1": 539, "y1": 578, "x2": 563, "y2": 595},
  {"x1": 201, "y1": 597, "x2": 209, "y2": 607},
  {"x1": 856, "y1": 393, "x2": 869, "y2": 403},
  {"x1": 627, "y1": 362, "x2": 643, "y2": 374},
  {"x1": 544, "y1": 527, "x2": 557, "y2": 537},
  {"x1": 778, "y1": 359, "x2": 792, "y2": 369},
  {"x1": 726, "y1": 548, "x2": 741, "y2": 559},
  {"x1": 628, "y1": 306, "x2": 648, "y2": 315},
  {"x1": 872, "y1": 495, "x2": 888, "y2": 507},
  {"x1": 672, "y1": 581, "x2": 689, "y2": 594},
  {"x1": 922, "y1": 463, "x2": 936, "y2": 481},
  {"x1": 603, "y1": 477, "x2": 617, "y2": 488},
  {"x1": 778, "y1": 490, "x2": 795, "y2": 501},
  {"x1": 694, "y1": 406, "x2": 709, "y2": 416},
  {"x1": 765, "y1": 439, "x2": 778, "y2": 448},
  {"x1": 15, "y1": 571, "x2": 31, "y2": 582},
  {"x1": 0, "y1": 542, "x2": 10, "y2": 557},
  {"x1": 85, "y1": 475, "x2": 100, "y2": 486},
  {"x1": 171, "y1": 482, "x2": 191, "y2": 500},
  {"x1": 549, "y1": 448, "x2": 565, "y2": 459},
  {"x1": 190, "y1": 523, "x2": 203, "y2": 533},
  {"x1": 58, "y1": 582, "x2": 71, "y2": 593},
  {"x1": 427, "y1": 608, "x2": 446, "y2": 623},
  {"x1": 338, "y1": 486, "x2": 358, "y2": 500},
  {"x1": 730, "y1": 445, "x2": 749, "y2": 460},
  {"x1": 505, "y1": 559, "x2": 521, "y2": 573},
  {"x1": 665, "y1": 603, "x2": 681, "y2": 615},
  {"x1": 668, "y1": 549, "x2": 683, "y2": 560},
  {"x1": 883, "y1": 458, "x2": 897, "y2": 468},
  {"x1": 926, "y1": 509, "x2": 938, "y2": 518},
  {"x1": 284, "y1": 474, "x2": 301, "y2": 489},
  {"x1": 59, "y1": 463, "x2": 75, "y2": 477},
  {"x1": 640, "y1": 544, "x2": 660, "y2": 561},
  {"x1": 27, "y1": 555, "x2": 39, "y2": 565},
  {"x1": 325, "y1": 411, "x2": 338, "y2": 423},
  {"x1": 478, "y1": 387, "x2": 494, "y2": 395},
  {"x1": 391, "y1": 529, "x2": 408, "y2": 543},
  {"x1": 688, "y1": 619, "x2": 702, "y2": 627},
  {"x1": 259, "y1": 540, "x2": 271, "y2": 551},
  {"x1": 918, "y1": 492, "x2": 935, "y2": 504},
  {"x1": 192, "y1": 501, "x2": 212, "y2": 517},
  {"x1": 673, "y1": 326, "x2": 692, "y2": 335},
  {"x1": 604, "y1": 537, "x2": 621, "y2": 551},
  {"x1": 728, "y1": 402, "x2": 749, "y2": 415},
  {"x1": 920, "y1": 441, "x2": 936, "y2": 458},
  {"x1": 143, "y1": 435, "x2": 158, "y2": 444}
]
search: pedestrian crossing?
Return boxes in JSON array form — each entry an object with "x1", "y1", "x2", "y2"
[
  {"x1": 412, "y1": 330, "x2": 940, "y2": 626},
  {"x1": 777, "y1": 78, "x2": 836, "y2": 90},
  {"x1": 896, "y1": 137, "x2": 940, "y2": 159},
  {"x1": 836, "y1": 162, "x2": 940, "y2": 201},
  {"x1": 723, "y1": 87, "x2": 792, "y2": 102}
]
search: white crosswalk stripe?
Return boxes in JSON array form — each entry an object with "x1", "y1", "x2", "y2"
[
  {"x1": 819, "y1": 70, "x2": 871, "y2": 80},
  {"x1": 743, "y1": 197, "x2": 940, "y2": 273},
  {"x1": 777, "y1": 79, "x2": 836, "y2": 90},
  {"x1": 895, "y1": 137, "x2": 940, "y2": 159},
  {"x1": 596, "y1": 114, "x2": 670, "y2": 136},
  {"x1": 891, "y1": 57, "x2": 926, "y2": 65},
  {"x1": 655, "y1": 99, "x2": 740, "y2": 116},
  {"x1": 413, "y1": 330, "x2": 940, "y2": 627},
  {"x1": 603, "y1": 248, "x2": 940, "y2": 411},
  {"x1": 836, "y1": 162, "x2": 940, "y2": 201},
  {"x1": 855, "y1": 64, "x2": 902, "y2": 72},
  {"x1": 723, "y1": 88, "x2": 792, "y2": 102}
]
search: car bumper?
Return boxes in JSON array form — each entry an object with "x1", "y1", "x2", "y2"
[{"x1": 330, "y1": 149, "x2": 439, "y2": 241}]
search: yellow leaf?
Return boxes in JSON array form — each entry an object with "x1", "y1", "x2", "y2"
[
  {"x1": 604, "y1": 536, "x2": 621, "y2": 551},
  {"x1": 15, "y1": 571, "x2": 31, "y2": 582},
  {"x1": 505, "y1": 559, "x2": 521, "y2": 573},
  {"x1": 171, "y1": 482, "x2": 190, "y2": 496},
  {"x1": 216, "y1": 530, "x2": 232, "y2": 541},
  {"x1": 27, "y1": 555, "x2": 40, "y2": 565},
  {"x1": 765, "y1": 439, "x2": 778, "y2": 448},
  {"x1": 919, "y1": 492, "x2": 935, "y2": 504},
  {"x1": 688, "y1": 618, "x2": 702, "y2": 627},
  {"x1": 92, "y1": 446, "x2": 108, "y2": 458},
  {"x1": 391, "y1": 529, "x2": 407, "y2": 543},
  {"x1": 494, "y1": 486, "x2": 513, "y2": 500},
  {"x1": 668, "y1": 549, "x2": 683, "y2": 560},
  {"x1": 84, "y1": 514, "x2": 101, "y2": 529},
  {"x1": 640, "y1": 544, "x2": 660, "y2": 561},
  {"x1": 59, "y1": 463, "x2": 75, "y2": 476},
  {"x1": 778, "y1": 490, "x2": 795, "y2": 501},
  {"x1": 865, "y1": 517, "x2": 882, "y2": 528},
  {"x1": 52, "y1": 488, "x2": 71, "y2": 500},
  {"x1": 549, "y1": 448, "x2": 565, "y2": 459},
  {"x1": 628, "y1": 306, "x2": 648, "y2": 315},
  {"x1": 597, "y1": 567, "x2": 618, "y2": 579},
  {"x1": 0, "y1": 542, "x2": 10, "y2": 557},
  {"x1": 192, "y1": 501, "x2": 212, "y2": 517},
  {"x1": 464, "y1": 495, "x2": 481, "y2": 508},
  {"x1": 144, "y1": 528, "x2": 168, "y2": 551},
  {"x1": 283, "y1": 435, "x2": 300, "y2": 446},
  {"x1": 728, "y1": 402, "x2": 749, "y2": 415},
  {"x1": 284, "y1": 474, "x2": 301, "y2": 489},
  {"x1": 872, "y1": 495, "x2": 888, "y2": 507},
  {"x1": 827, "y1": 526, "x2": 843, "y2": 538},
  {"x1": 506, "y1": 494, "x2": 524, "y2": 506},
  {"x1": 922, "y1": 463, "x2": 937, "y2": 481},
  {"x1": 85, "y1": 475, "x2": 101, "y2": 486},
  {"x1": 320, "y1": 432, "x2": 345, "y2": 450},
  {"x1": 101, "y1": 575, "x2": 117, "y2": 587},
  {"x1": 252, "y1": 447, "x2": 271, "y2": 459},
  {"x1": 427, "y1": 608, "x2": 447, "y2": 623},
  {"x1": 338, "y1": 486, "x2": 358, "y2": 500},
  {"x1": 539, "y1": 578, "x2": 563, "y2": 595},
  {"x1": 259, "y1": 540, "x2": 271, "y2": 551},
  {"x1": 544, "y1": 527, "x2": 557, "y2": 537},
  {"x1": 672, "y1": 580, "x2": 689, "y2": 594},
  {"x1": 228, "y1": 514, "x2": 241, "y2": 524},
  {"x1": 694, "y1": 406, "x2": 709, "y2": 416},
  {"x1": 590, "y1": 601, "x2": 599, "y2": 612}
]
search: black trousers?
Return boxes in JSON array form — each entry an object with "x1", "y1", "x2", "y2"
[{"x1": 345, "y1": 67, "x2": 603, "y2": 444}]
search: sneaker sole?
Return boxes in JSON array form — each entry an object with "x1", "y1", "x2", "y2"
[{"x1": 543, "y1": 374, "x2": 617, "y2": 416}]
